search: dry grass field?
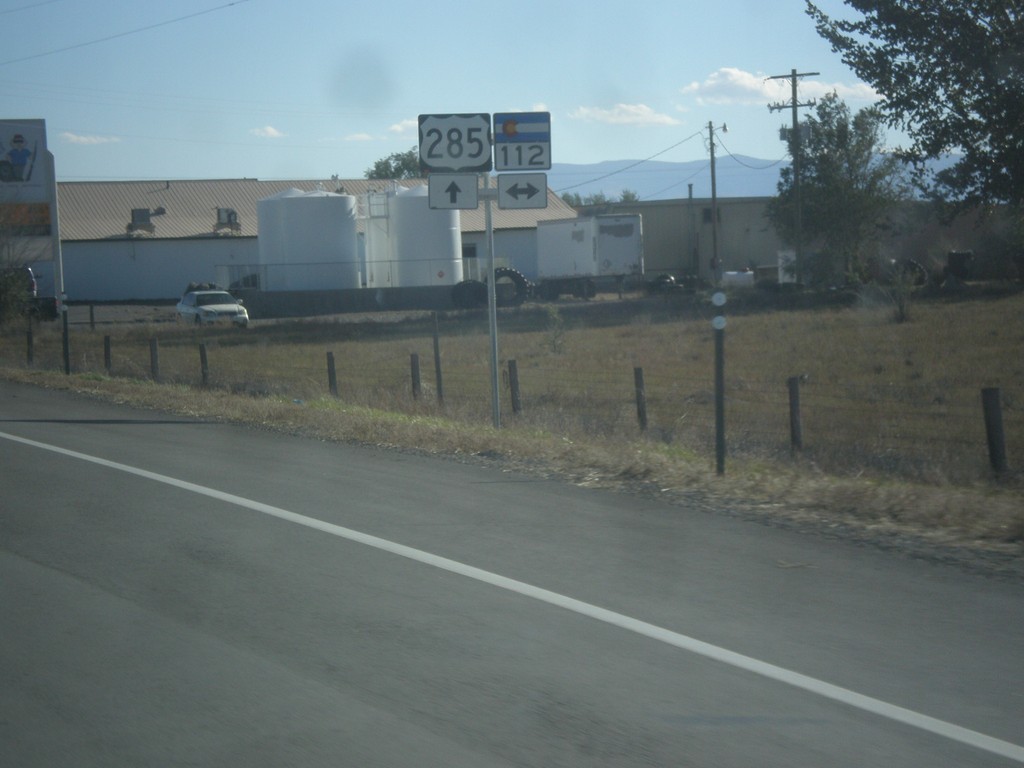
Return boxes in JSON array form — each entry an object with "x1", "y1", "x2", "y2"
[{"x1": 2, "y1": 285, "x2": 1022, "y2": 568}]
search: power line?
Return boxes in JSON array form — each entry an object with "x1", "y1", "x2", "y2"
[
  {"x1": 0, "y1": 0, "x2": 65, "y2": 16},
  {"x1": 553, "y1": 130, "x2": 704, "y2": 193},
  {"x1": 640, "y1": 162, "x2": 709, "y2": 200},
  {"x1": 0, "y1": 0, "x2": 254, "y2": 67},
  {"x1": 715, "y1": 133, "x2": 788, "y2": 169}
]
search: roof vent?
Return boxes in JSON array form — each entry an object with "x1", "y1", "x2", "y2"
[
  {"x1": 127, "y1": 208, "x2": 155, "y2": 235},
  {"x1": 214, "y1": 207, "x2": 240, "y2": 234}
]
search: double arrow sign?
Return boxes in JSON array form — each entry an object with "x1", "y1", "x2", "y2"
[
  {"x1": 429, "y1": 171, "x2": 548, "y2": 211},
  {"x1": 435, "y1": 175, "x2": 545, "y2": 210},
  {"x1": 445, "y1": 179, "x2": 542, "y2": 203},
  {"x1": 503, "y1": 179, "x2": 543, "y2": 201}
]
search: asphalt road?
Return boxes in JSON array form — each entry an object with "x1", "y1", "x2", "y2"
[{"x1": 2, "y1": 380, "x2": 1022, "y2": 767}]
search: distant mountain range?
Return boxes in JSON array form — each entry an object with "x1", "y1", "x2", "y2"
[
  {"x1": 546, "y1": 154, "x2": 958, "y2": 203},
  {"x1": 546, "y1": 156, "x2": 788, "y2": 202}
]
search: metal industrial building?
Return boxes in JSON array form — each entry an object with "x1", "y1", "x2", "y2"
[
  {"x1": 47, "y1": 176, "x2": 1005, "y2": 306},
  {"x1": 579, "y1": 196, "x2": 787, "y2": 279},
  {"x1": 53, "y1": 177, "x2": 578, "y2": 302}
]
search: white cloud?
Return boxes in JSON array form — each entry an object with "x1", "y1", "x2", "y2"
[
  {"x1": 806, "y1": 80, "x2": 879, "y2": 102},
  {"x1": 343, "y1": 133, "x2": 375, "y2": 142},
  {"x1": 250, "y1": 126, "x2": 285, "y2": 139},
  {"x1": 59, "y1": 132, "x2": 121, "y2": 145},
  {"x1": 681, "y1": 67, "x2": 780, "y2": 105},
  {"x1": 681, "y1": 67, "x2": 878, "y2": 106},
  {"x1": 495, "y1": 104, "x2": 551, "y2": 115},
  {"x1": 389, "y1": 119, "x2": 417, "y2": 136},
  {"x1": 568, "y1": 104, "x2": 681, "y2": 126}
]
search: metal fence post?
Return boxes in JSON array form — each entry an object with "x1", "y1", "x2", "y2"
[
  {"x1": 199, "y1": 343, "x2": 209, "y2": 387},
  {"x1": 149, "y1": 337, "x2": 160, "y2": 381},
  {"x1": 788, "y1": 375, "x2": 803, "y2": 454},
  {"x1": 634, "y1": 366, "x2": 648, "y2": 431},
  {"x1": 411, "y1": 353, "x2": 421, "y2": 400},
  {"x1": 508, "y1": 359, "x2": 522, "y2": 415},
  {"x1": 327, "y1": 352, "x2": 338, "y2": 398},
  {"x1": 714, "y1": 325, "x2": 726, "y2": 475},
  {"x1": 981, "y1": 387, "x2": 1007, "y2": 473}
]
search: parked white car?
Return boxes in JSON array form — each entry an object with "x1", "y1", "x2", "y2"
[{"x1": 176, "y1": 290, "x2": 249, "y2": 327}]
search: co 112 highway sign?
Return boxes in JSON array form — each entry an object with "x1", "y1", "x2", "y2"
[
  {"x1": 493, "y1": 111, "x2": 551, "y2": 171},
  {"x1": 418, "y1": 113, "x2": 492, "y2": 173}
]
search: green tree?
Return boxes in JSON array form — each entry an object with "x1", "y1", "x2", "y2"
[
  {"x1": 619, "y1": 189, "x2": 640, "y2": 203},
  {"x1": 560, "y1": 191, "x2": 615, "y2": 208},
  {"x1": 807, "y1": 1, "x2": 1024, "y2": 213},
  {"x1": 768, "y1": 92, "x2": 910, "y2": 286},
  {"x1": 364, "y1": 147, "x2": 421, "y2": 180},
  {"x1": 0, "y1": 206, "x2": 37, "y2": 325}
]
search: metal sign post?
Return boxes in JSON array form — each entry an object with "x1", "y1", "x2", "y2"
[
  {"x1": 712, "y1": 292, "x2": 727, "y2": 475},
  {"x1": 482, "y1": 183, "x2": 500, "y2": 428},
  {"x1": 418, "y1": 111, "x2": 550, "y2": 428}
]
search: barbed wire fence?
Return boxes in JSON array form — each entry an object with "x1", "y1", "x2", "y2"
[{"x1": 4, "y1": 310, "x2": 1020, "y2": 485}]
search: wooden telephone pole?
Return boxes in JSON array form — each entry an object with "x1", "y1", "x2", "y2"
[
  {"x1": 707, "y1": 121, "x2": 727, "y2": 286},
  {"x1": 768, "y1": 68, "x2": 818, "y2": 283}
]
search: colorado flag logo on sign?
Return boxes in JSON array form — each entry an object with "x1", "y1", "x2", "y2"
[
  {"x1": 496, "y1": 113, "x2": 550, "y2": 142},
  {"x1": 493, "y1": 112, "x2": 551, "y2": 171}
]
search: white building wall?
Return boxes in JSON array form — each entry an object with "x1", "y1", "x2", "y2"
[
  {"x1": 460, "y1": 229, "x2": 538, "y2": 281},
  {"x1": 62, "y1": 238, "x2": 258, "y2": 301}
]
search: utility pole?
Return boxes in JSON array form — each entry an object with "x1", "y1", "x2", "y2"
[
  {"x1": 688, "y1": 183, "x2": 697, "y2": 276},
  {"x1": 707, "y1": 121, "x2": 727, "y2": 286},
  {"x1": 768, "y1": 68, "x2": 818, "y2": 284}
]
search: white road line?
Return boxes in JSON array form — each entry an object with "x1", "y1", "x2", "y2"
[{"x1": 4, "y1": 428, "x2": 1023, "y2": 763}]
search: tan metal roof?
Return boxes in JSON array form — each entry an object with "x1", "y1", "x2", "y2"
[{"x1": 56, "y1": 178, "x2": 577, "y2": 241}]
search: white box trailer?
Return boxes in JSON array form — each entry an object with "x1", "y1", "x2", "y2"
[{"x1": 534, "y1": 214, "x2": 644, "y2": 298}]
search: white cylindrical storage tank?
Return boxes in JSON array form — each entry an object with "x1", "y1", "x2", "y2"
[
  {"x1": 362, "y1": 191, "x2": 393, "y2": 289},
  {"x1": 388, "y1": 186, "x2": 463, "y2": 288},
  {"x1": 256, "y1": 189, "x2": 359, "y2": 290},
  {"x1": 256, "y1": 188, "x2": 302, "y2": 264}
]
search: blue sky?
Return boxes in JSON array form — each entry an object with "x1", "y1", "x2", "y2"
[{"x1": 0, "y1": 0, "x2": 883, "y2": 189}]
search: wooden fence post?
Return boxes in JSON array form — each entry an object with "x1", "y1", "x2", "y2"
[
  {"x1": 104, "y1": 335, "x2": 112, "y2": 375},
  {"x1": 199, "y1": 343, "x2": 209, "y2": 387},
  {"x1": 508, "y1": 359, "x2": 522, "y2": 415},
  {"x1": 62, "y1": 309, "x2": 70, "y2": 375},
  {"x1": 89, "y1": 305, "x2": 96, "y2": 330},
  {"x1": 326, "y1": 351, "x2": 338, "y2": 398},
  {"x1": 634, "y1": 366, "x2": 648, "y2": 431},
  {"x1": 788, "y1": 376, "x2": 803, "y2": 454},
  {"x1": 149, "y1": 337, "x2": 160, "y2": 382},
  {"x1": 432, "y1": 312, "x2": 444, "y2": 406},
  {"x1": 981, "y1": 387, "x2": 1008, "y2": 473},
  {"x1": 410, "y1": 353, "x2": 421, "y2": 400}
]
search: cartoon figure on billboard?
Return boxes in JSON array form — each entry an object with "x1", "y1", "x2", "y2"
[{"x1": 1, "y1": 132, "x2": 36, "y2": 183}]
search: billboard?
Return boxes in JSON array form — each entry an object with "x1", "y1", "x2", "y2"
[
  {"x1": 1, "y1": 119, "x2": 62, "y2": 298},
  {"x1": 1, "y1": 119, "x2": 49, "y2": 201}
]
